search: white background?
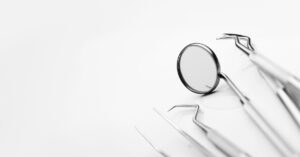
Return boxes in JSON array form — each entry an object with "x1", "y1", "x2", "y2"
[{"x1": 1, "y1": 0, "x2": 300, "y2": 156}]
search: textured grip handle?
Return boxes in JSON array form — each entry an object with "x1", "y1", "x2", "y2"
[{"x1": 206, "y1": 130, "x2": 251, "y2": 157}]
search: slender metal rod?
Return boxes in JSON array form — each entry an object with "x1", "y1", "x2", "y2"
[
  {"x1": 259, "y1": 70, "x2": 300, "y2": 129},
  {"x1": 219, "y1": 73, "x2": 249, "y2": 105},
  {"x1": 169, "y1": 104, "x2": 210, "y2": 133},
  {"x1": 154, "y1": 108, "x2": 217, "y2": 157},
  {"x1": 169, "y1": 104, "x2": 252, "y2": 157},
  {"x1": 135, "y1": 127, "x2": 170, "y2": 157},
  {"x1": 219, "y1": 73, "x2": 299, "y2": 157}
]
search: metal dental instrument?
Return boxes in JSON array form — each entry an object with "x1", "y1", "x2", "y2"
[
  {"x1": 177, "y1": 43, "x2": 300, "y2": 157},
  {"x1": 135, "y1": 127, "x2": 170, "y2": 157},
  {"x1": 153, "y1": 108, "x2": 218, "y2": 157},
  {"x1": 169, "y1": 104, "x2": 251, "y2": 157},
  {"x1": 259, "y1": 70, "x2": 300, "y2": 129},
  {"x1": 217, "y1": 33, "x2": 300, "y2": 109}
]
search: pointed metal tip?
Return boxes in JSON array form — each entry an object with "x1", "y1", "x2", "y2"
[
  {"x1": 217, "y1": 33, "x2": 232, "y2": 40},
  {"x1": 168, "y1": 106, "x2": 175, "y2": 112},
  {"x1": 135, "y1": 125, "x2": 170, "y2": 157},
  {"x1": 216, "y1": 37, "x2": 227, "y2": 40}
]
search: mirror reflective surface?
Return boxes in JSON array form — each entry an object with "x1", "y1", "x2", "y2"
[{"x1": 177, "y1": 43, "x2": 220, "y2": 94}]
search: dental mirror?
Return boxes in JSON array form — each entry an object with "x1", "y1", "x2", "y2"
[
  {"x1": 177, "y1": 43, "x2": 220, "y2": 94},
  {"x1": 177, "y1": 43, "x2": 299, "y2": 157}
]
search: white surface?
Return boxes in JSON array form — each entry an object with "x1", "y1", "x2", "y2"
[{"x1": 1, "y1": 0, "x2": 300, "y2": 156}]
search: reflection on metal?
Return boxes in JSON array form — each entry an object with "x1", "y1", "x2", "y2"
[
  {"x1": 177, "y1": 43, "x2": 300, "y2": 157},
  {"x1": 219, "y1": 33, "x2": 300, "y2": 129},
  {"x1": 218, "y1": 33, "x2": 300, "y2": 111},
  {"x1": 154, "y1": 108, "x2": 217, "y2": 157},
  {"x1": 135, "y1": 126, "x2": 170, "y2": 157},
  {"x1": 169, "y1": 104, "x2": 251, "y2": 157},
  {"x1": 259, "y1": 70, "x2": 300, "y2": 129}
]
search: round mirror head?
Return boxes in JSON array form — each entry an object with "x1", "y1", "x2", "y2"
[{"x1": 177, "y1": 43, "x2": 220, "y2": 94}]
